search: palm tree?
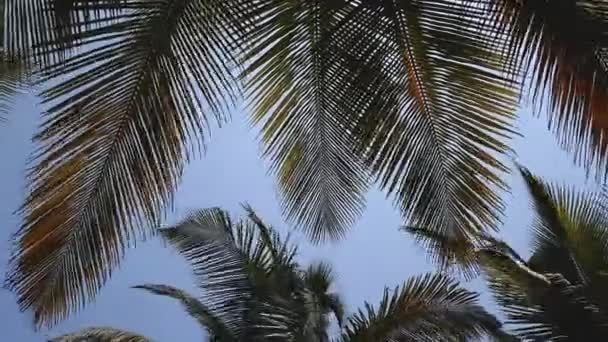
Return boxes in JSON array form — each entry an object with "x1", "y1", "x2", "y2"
[
  {"x1": 5, "y1": 0, "x2": 608, "y2": 328},
  {"x1": 51, "y1": 206, "x2": 510, "y2": 341},
  {"x1": 407, "y1": 166, "x2": 608, "y2": 340}
]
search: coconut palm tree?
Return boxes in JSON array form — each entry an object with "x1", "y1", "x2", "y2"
[
  {"x1": 50, "y1": 206, "x2": 510, "y2": 341},
  {"x1": 5, "y1": 0, "x2": 608, "y2": 328},
  {"x1": 407, "y1": 166, "x2": 608, "y2": 340}
]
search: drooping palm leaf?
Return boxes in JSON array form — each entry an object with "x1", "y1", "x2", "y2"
[
  {"x1": 49, "y1": 327, "x2": 152, "y2": 342},
  {"x1": 134, "y1": 284, "x2": 237, "y2": 341},
  {"x1": 353, "y1": 0, "x2": 518, "y2": 242},
  {"x1": 6, "y1": 0, "x2": 241, "y2": 327},
  {"x1": 340, "y1": 273, "x2": 508, "y2": 342},
  {"x1": 488, "y1": 0, "x2": 608, "y2": 176},
  {"x1": 241, "y1": 0, "x2": 370, "y2": 241}
]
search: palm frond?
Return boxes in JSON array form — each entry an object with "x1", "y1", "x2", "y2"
[
  {"x1": 159, "y1": 207, "x2": 313, "y2": 340},
  {"x1": 482, "y1": 248, "x2": 608, "y2": 340},
  {"x1": 341, "y1": 0, "x2": 517, "y2": 247},
  {"x1": 519, "y1": 166, "x2": 608, "y2": 287},
  {"x1": 158, "y1": 208, "x2": 252, "y2": 337},
  {"x1": 0, "y1": 53, "x2": 27, "y2": 121},
  {"x1": 6, "y1": 0, "x2": 129, "y2": 60},
  {"x1": 340, "y1": 273, "x2": 505, "y2": 342},
  {"x1": 298, "y1": 262, "x2": 343, "y2": 340},
  {"x1": 1, "y1": 1, "x2": 29, "y2": 120},
  {"x1": 488, "y1": 0, "x2": 608, "y2": 176},
  {"x1": 242, "y1": 0, "x2": 370, "y2": 241},
  {"x1": 6, "y1": 0, "x2": 241, "y2": 327},
  {"x1": 403, "y1": 225, "x2": 481, "y2": 279},
  {"x1": 242, "y1": 203, "x2": 298, "y2": 270},
  {"x1": 49, "y1": 327, "x2": 152, "y2": 342},
  {"x1": 134, "y1": 284, "x2": 236, "y2": 341}
]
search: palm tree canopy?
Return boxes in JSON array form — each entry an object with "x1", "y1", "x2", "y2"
[
  {"x1": 407, "y1": 166, "x2": 608, "y2": 341},
  {"x1": 52, "y1": 207, "x2": 509, "y2": 342},
  {"x1": 6, "y1": 0, "x2": 608, "y2": 328}
]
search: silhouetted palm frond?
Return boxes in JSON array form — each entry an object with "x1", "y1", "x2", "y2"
[
  {"x1": 0, "y1": 53, "x2": 27, "y2": 122},
  {"x1": 488, "y1": 0, "x2": 608, "y2": 176},
  {"x1": 241, "y1": 0, "x2": 370, "y2": 241},
  {"x1": 340, "y1": 273, "x2": 508, "y2": 342},
  {"x1": 49, "y1": 327, "x2": 152, "y2": 342},
  {"x1": 134, "y1": 284, "x2": 237, "y2": 341}
]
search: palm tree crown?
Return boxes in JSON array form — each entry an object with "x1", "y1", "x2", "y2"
[
  {"x1": 408, "y1": 166, "x2": 608, "y2": 341},
  {"x1": 51, "y1": 206, "x2": 510, "y2": 341}
]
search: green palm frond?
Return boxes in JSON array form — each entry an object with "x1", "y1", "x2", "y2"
[
  {"x1": 242, "y1": 203, "x2": 298, "y2": 270},
  {"x1": 242, "y1": 0, "x2": 369, "y2": 241},
  {"x1": 6, "y1": 0, "x2": 241, "y2": 327},
  {"x1": 488, "y1": 0, "x2": 608, "y2": 176},
  {"x1": 340, "y1": 273, "x2": 506, "y2": 342},
  {"x1": 338, "y1": 1, "x2": 517, "y2": 244},
  {"x1": 49, "y1": 327, "x2": 152, "y2": 342},
  {"x1": 134, "y1": 284, "x2": 237, "y2": 341}
]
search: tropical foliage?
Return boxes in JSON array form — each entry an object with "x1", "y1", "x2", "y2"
[
  {"x1": 4, "y1": 0, "x2": 608, "y2": 329},
  {"x1": 0, "y1": 2, "x2": 27, "y2": 121},
  {"x1": 407, "y1": 167, "x2": 608, "y2": 341},
  {"x1": 51, "y1": 206, "x2": 510, "y2": 341}
]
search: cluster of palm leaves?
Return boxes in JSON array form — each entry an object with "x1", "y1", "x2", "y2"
[
  {"x1": 408, "y1": 167, "x2": 608, "y2": 341},
  {"x1": 50, "y1": 207, "x2": 510, "y2": 341},
  {"x1": 3, "y1": 0, "x2": 608, "y2": 336}
]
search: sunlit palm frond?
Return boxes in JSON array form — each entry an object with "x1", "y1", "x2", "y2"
[
  {"x1": 49, "y1": 327, "x2": 152, "y2": 342},
  {"x1": 241, "y1": 0, "x2": 370, "y2": 241},
  {"x1": 489, "y1": 0, "x2": 608, "y2": 176},
  {"x1": 340, "y1": 273, "x2": 506, "y2": 342},
  {"x1": 134, "y1": 284, "x2": 237, "y2": 341},
  {"x1": 6, "y1": 0, "x2": 241, "y2": 327},
  {"x1": 340, "y1": 1, "x2": 518, "y2": 248}
]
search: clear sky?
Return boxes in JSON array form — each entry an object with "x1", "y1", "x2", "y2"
[{"x1": 0, "y1": 90, "x2": 592, "y2": 341}]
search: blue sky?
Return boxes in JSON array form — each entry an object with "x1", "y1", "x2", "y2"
[{"x1": 0, "y1": 89, "x2": 591, "y2": 340}]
